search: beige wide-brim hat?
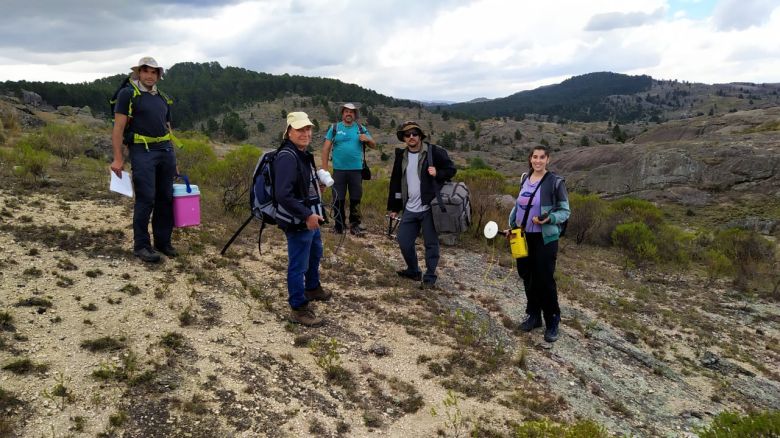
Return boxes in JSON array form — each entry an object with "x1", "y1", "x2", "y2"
[
  {"x1": 396, "y1": 120, "x2": 427, "y2": 141},
  {"x1": 130, "y1": 56, "x2": 164, "y2": 78},
  {"x1": 339, "y1": 102, "x2": 359, "y2": 118},
  {"x1": 284, "y1": 112, "x2": 314, "y2": 138}
]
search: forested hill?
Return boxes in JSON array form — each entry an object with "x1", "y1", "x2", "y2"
[
  {"x1": 446, "y1": 72, "x2": 654, "y2": 123},
  {"x1": 0, "y1": 61, "x2": 418, "y2": 128}
]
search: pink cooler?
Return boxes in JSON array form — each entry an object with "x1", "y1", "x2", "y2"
[{"x1": 172, "y1": 183, "x2": 200, "y2": 227}]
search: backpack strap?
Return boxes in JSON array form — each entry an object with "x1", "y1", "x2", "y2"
[
  {"x1": 519, "y1": 172, "x2": 549, "y2": 230},
  {"x1": 427, "y1": 143, "x2": 446, "y2": 213}
]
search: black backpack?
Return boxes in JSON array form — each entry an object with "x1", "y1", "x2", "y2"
[{"x1": 108, "y1": 76, "x2": 172, "y2": 145}]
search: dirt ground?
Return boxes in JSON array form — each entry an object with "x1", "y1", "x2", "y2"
[{"x1": 1, "y1": 188, "x2": 778, "y2": 437}]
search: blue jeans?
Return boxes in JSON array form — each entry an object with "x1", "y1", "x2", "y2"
[
  {"x1": 129, "y1": 144, "x2": 176, "y2": 251},
  {"x1": 397, "y1": 209, "x2": 439, "y2": 284},
  {"x1": 285, "y1": 228, "x2": 323, "y2": 309}
]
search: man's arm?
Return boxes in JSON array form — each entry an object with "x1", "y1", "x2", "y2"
[
  {"x1": 110, "y1": 113, "x2": 128, "y2": 177},
  {"x1": 321, "y1": 139, "x2": 332, "y2": 170}
]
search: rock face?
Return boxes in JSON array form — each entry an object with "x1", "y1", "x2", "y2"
[
  {"x1": 554, "y1": 107, "x2": 780, "y2": 205},
  {"x1": 21, "y1": 90, "x2": 43, "y2": 107}
]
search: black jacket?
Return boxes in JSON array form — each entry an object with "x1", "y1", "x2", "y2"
[
  {"x1": 387, "y1": 142, "x2": 457, "y2": 213},
  {"x1": 274, "y1": 140, "x2": 321, "y2": 230}
]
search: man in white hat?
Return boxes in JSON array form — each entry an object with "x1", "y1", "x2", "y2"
[
  {"x1": 276, "y1": 111, "x2": 331, "y2": 327},
  {"x1": 110, "y1": 56, "x2": 177, "y2": 263},
  {"x1": 321, "y1": 102, "x2": 375, "y2": 236}
]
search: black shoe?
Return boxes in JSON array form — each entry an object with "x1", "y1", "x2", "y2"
[
  {"x1": 396, "y1": 270, "x2": 422, "y2": 281},
  {"x1": 544, "y1": 314, "x2": 561, "y2": 342},
  {"x1": 332, "y1": 227, "x2": 346, "y2": 235},
  {"x1": 520, "y1": 314, "x2": 542, "y2": 332},
  {"x1": 134, "y1": 247, "x2": 162, "y2": 263},
  {"x1": 419, "y1": 281, "x2": 436, "y2": 290},
  {"x1": 350, "y1": 225, "x2": 366, "y2": 236},
  {"x1": 154, "y1": 245, "x2": 179, "y2": 258}
]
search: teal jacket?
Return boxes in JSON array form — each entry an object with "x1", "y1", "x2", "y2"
[{"x1": 508, "y1": 171, "x2": 570, "y2": 244}]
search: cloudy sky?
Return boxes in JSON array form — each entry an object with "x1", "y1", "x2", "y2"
[{"x1": 1, "y1": 0, "x2": 778, "y2": 102}]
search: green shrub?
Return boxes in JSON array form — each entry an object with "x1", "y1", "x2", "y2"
[
  {"x1": 696, "y1": 410, "x2": 780, "y2": 437},
  {"x1": 205, "y1": 144, "x2": 262, "y2": 212},
  {"x1": 612, "y1": 221, "x2": 658, "y2": 265},
  {"x1": 14, "y1": 140, "x2": 51, "y2": 180},
  {"x1": 609, "y1": 198, "x2": 663, "y2": 228},
  {"x1": 567, "y1": 193, "x2": 609, "y2": 245},
  {"x1": 42, "y1": 124, "x2": 88, "y2": 167},
  {"x1": 175, "y1": 135, "x2": 217, "y2": 184},
  {"x1": 512, "y1": 418, "x2": 609, "y2": 437},
  {"x1": 459, "y1": 168, "x2": 506, "y2": 236},
  {"x1": 710, "y1": 228, "x2": 776, "y2": 292},
  {"x1": 655, "y1": 224, "x2": 694, "y2": 267}
]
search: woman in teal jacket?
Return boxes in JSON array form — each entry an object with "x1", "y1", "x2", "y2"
[{"x1": 507, "y1": 145, "x2": 570, "y2": 342}]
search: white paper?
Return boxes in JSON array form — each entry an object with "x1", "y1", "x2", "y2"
[{"x1": 110, "y1": 171, "x2": 134, "y2": 197}]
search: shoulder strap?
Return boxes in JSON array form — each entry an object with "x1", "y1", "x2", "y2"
[
  {"x1": 520, "y1": 172, "x2": 549, "y2": 230},
  {"x1": 427, "y1": 143, "x2": 446, "y2": 213},
  {"x1": 329, "y1": 123, "x2": 337, "y2": 141}
]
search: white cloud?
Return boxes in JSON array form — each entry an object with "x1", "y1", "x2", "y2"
[{"x1": 0, "y1": 0, "x2": 778, "y2": 102}]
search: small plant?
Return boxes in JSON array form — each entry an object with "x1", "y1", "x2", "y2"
[
  {"x1": 430, "y1": 389, "x2": 467, "y2": 437},
  {"x1": 56, "y1": 258, "x2": 78, "y2": 271},
  {"x1": 22, "y1": 267, "x2": 43, "y2": 277},
  {"x1": 81, "y1": 303, "x2": 98, "y2": 311},
  {"x1": 2, "y1": 358, "x2": 49, "y2": 375},
  {"x1": 85, "y1": 269, "x2": 104, "y2": 278},
  {"x1": 80, "y1": 336, "x2": 126, "y2": 352},
  {"x1": 108, "y1": 410, "x2": 127, "y2": 427},
  {"x1": 179, "y1": 307, "x2": 196, "y2": 326},
  {"x1": 120, "y1": 284, "x2": 142, "y2": 296},
  {"x1": 42, "y1": 372, "x2": 72, "y2": 410},
  {"x1": 160, "y1": 332, "x2": 187, "y2": 352},
  {"x1": 0, "y1": 311, "x2": 13, "y2": 331},
  {"x1": 14, "y1": 297, "x2": 52, "y2": 308},
  {"x1": 69, "y1": 415, "x2": 86, "y2": 432},
  {"x1": 56, "y1": 274, "x2": 74, "y2": 288}
]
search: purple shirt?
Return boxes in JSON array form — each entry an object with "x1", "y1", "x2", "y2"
[{"x1": 516, "y1": 178, "x2": 542, "y2": 232}]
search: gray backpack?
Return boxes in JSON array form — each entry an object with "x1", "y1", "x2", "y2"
[{"x1": 428, "y1": 143, "x2": 471, "y2": 234}]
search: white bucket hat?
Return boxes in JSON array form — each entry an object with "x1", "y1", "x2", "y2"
[
  {"x1": 339, "y1": 102, "x2": 359, "y2": 118},
  {"x1": 284, "y1": 112, "x2": 314, "y2": 138},
  {"x1": 130, "y1": 56, "x2": 164, "y2": 78}
]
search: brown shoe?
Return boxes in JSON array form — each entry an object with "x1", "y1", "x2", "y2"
[
  {"x1": 304, "y1": 285, "x2": 332, "y2": 302},
  {"x1": 290, "y1": 305, "x2": 324, "y2": 327}
]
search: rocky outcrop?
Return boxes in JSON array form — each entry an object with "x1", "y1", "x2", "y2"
[{"x1": 21, "y1": 90, "x2": 43, "y2": 107}]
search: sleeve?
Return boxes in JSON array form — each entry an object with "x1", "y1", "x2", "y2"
[
  {"x1": 113, "y1": 87, "x2": 133, "y2": 116},
  {"x1": 273, "y1": 152, "x2": 313, "y2": 221},
  {"x1": 549, "y1": 179, "x2": 570, "y2": 225},
  {"x1": 434, "y1": 146, "x2": 457, "y2": 183},
  {"x1": 508, "y1": 205, "x2": 517, "y2": 229},
  {"x1": 386, "y1": 150, "x2": 403, "y2": 212}
]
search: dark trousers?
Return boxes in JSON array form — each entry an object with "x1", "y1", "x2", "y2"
[
  {"x1": 516, "y1": 232, "x2": 560, "y2": 321},
  {"x1": 285, "y1": 228, "x2": 323, "y2": 309},
  {"x1": 333, "y1": 170, "x2": 363, "y2": 231},
  {"x1": 397, "y1": 209, "x2": 439, "y2": 284},
  {"x1": 129, "y1": 145, "x2": 176, "y2": 251}
]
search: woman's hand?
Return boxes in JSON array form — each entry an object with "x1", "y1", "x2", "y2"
[{"x1": 532, "y1": 215, "x2": 550, "y2": 225}]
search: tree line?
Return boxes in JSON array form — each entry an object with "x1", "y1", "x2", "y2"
[{"x1": 0, "y1": 61, "x2": 419, "y2": 129}]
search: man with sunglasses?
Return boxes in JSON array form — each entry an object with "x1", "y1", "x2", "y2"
[{"x1": 387, "y1": 121, "x2": 456, "y2": 289}]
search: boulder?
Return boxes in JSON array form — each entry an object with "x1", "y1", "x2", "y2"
[
  {"x1": 85, "y1": 137, "x2": 113, "y2": 162},
  {"x1": 21, "y1": 90, "x2": 43, "y2": 107},
  {"x1": 56, "y1": 106, "x2": 77, "y2": 116}
]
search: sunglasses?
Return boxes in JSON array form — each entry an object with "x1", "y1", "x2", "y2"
[{"x1": 403, "y1": 131, "x2": 420, "y2": 138}]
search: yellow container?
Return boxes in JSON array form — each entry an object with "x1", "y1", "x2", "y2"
[{"x1": 509, "y1": 228, "x2": 529, "y2": 258}]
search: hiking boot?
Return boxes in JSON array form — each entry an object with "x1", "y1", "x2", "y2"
[
  {"x1": 154, "y1": 245, "x2": 179, "y2": 258},
  {"x1": 419, "y1": 281, "x2": 436, "y2": 290},
  {"x1": 289, "y1": 304, "x2": 323, "y2": 327},
  {"x1": 304, "y1": 285, "x2": 332, "y2": 302},
  {"x1": 332, "y1": 227, "x2": 346, "y2": 235},
  {"x1": 520, "y1": 314, "x2": 542, "y2": 332},
  {"x1": 396, "y1": 269, "x2": 422, "y2": 281},
  {"x1": 544, "y1": 314, "x2": 561, "y2": 343},
  {"x1": 350, "y1": 223, "x2": 367, "y2": 236},
  {"x1": 134, "y1": 247, "x2": 162, "y2": 263}
]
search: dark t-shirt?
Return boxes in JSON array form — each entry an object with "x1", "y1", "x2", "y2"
[{"x1": 113, "y1": 86, "x2": 171, "y2": 139}]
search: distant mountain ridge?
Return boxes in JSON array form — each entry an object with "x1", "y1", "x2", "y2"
[{"x1": 446, "y1": 72, "x2": 654, "y2": 122}]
